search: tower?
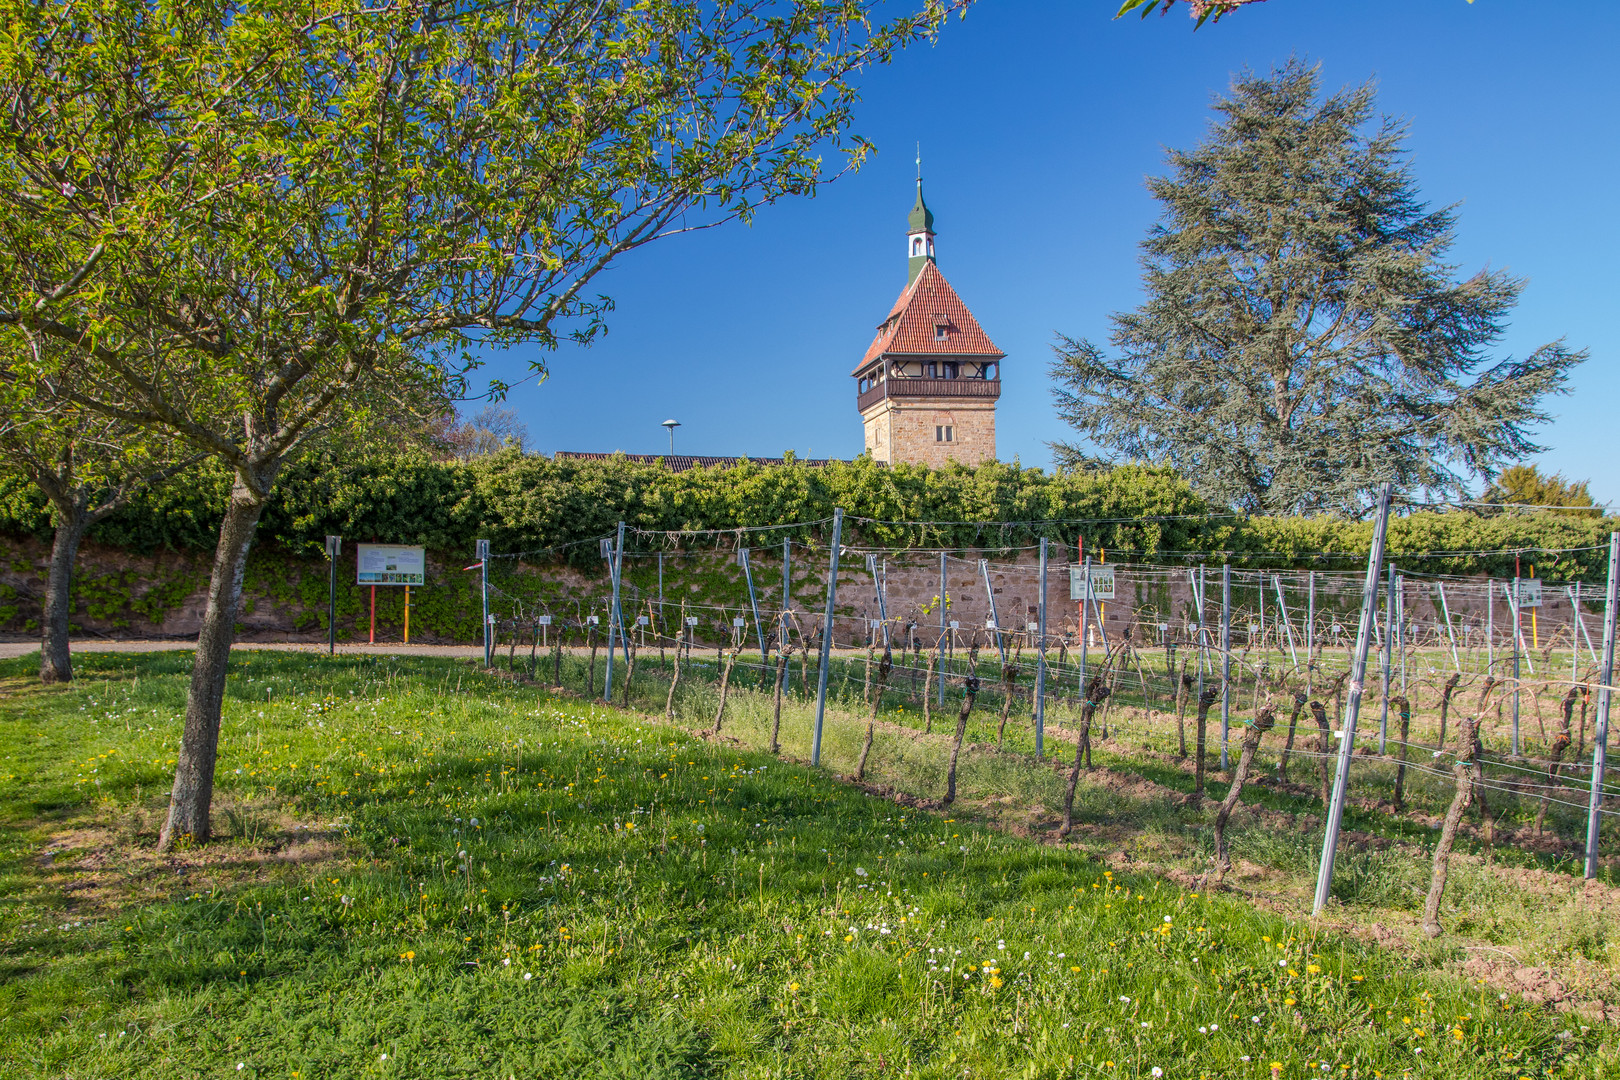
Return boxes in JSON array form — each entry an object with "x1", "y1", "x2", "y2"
[{"x1": 855, "y1": 176, "x2": 1003, "y2": 467}]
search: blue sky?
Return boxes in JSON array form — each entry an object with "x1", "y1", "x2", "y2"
[{"x1": 473, "y1": 1, "x2": 1619, "y2": 507}]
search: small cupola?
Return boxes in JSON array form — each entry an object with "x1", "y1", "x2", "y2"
[{"x1": 906, "y1": 174, "x2": 936, "y2": 284}]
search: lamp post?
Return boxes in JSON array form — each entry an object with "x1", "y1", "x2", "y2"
[{"x1": 661, "y1": 419, "x2": 681, "y2": 455}]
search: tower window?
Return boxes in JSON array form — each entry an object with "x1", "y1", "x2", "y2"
[
  {"x1": 912, "y1": 237, "x2": 923, "y2": 256},
  {"x1": 936, "y1": 425, "x2": 953, "y2": 443}
]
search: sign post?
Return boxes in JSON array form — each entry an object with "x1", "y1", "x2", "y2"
[
  {"x1": 1313, "y1": 483, "x2": 1393, "y2": 915},
  {"x1": 1035, "y1": 538, "x2": 1048, "y2": 759},
  {"x1": 1585, "y1": 533, "x2": 1619, "y2": 878},
  {"x1": 324, "y1": 536, "x2": 341, "y2": 655},
  {"x1": 476, "y1": 540, "x2": 491, "y2": 666}
]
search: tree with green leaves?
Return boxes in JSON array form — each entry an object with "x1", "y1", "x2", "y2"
[
  {"x1": 0, "y1": 0, "x2": 957, "y2": 848},
  {"x1": 0, "y1": 345, "x2": 197, "y2": 683},
  {"x1": 1481, "y1": 465, "x2": 1603, "y2": 518},
  {"x1": 1048, "y1": 61, "x2": 1584, "y2": 517}
]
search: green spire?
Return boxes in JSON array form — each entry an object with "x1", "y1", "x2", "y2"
[
  {"x1": 906, "y1": 175, "x2": 936, "y2": 284},
  {"x1": 907, "y1": 179, "x2": 934, "y2": 233}
]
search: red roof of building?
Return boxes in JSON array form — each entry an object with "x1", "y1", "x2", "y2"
[{"x1": 854, "y1": 260, "x2": 1005, "y2": 374}]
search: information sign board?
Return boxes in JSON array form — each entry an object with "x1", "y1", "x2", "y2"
[
  {"x1": 1069, "y1": 565, "x2": 1116, "y2": 601},
  {"x1": 1510, "y1": 578, "x2": 1543, "y2": 608},
  {"x1": 355, "y1": 544, "x2": 425, "y2": 586}
]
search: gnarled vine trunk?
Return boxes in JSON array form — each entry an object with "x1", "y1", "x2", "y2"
[
  {"x1": 942, "y1": 674, "x2": 979, "y2": 806},
  {"x1": 1309, "y1": 699, "x2": 1333, "y2": 809},
  {"x1": 856, "y1": 649, "x2": 892, "y2": 780},
  {"x1": 1193, "y1": 687, "x2": 1219, "y2": 805},
  {"x1": 1174, "y1": 663, "x2": 1191, "y2": 759},
  {"x1": 1436, "y1": 672, "x2": 1461, "y2": 749},
  {"x1": 1391, "y1": 695, "x2": 1411, "y2": 810},
  {"x1": 770, "y1": 647, "x2": 789, "y2": 754},
  {"x1": 995, "y1": 663, "x2": 1020, "y2": 749},
  {"x1": 1423, "y1": 715, "x2": 1479, "y2": 938},
  {"x1": 712, "y1": 644, "x2": 740, "y2": 733},
  {"x1": 1214, "y1": 706, "x2": 1275, "y2": 882},
  {"x1": 1277, "y1": 691, "x2": 1306, "y2": 781}
]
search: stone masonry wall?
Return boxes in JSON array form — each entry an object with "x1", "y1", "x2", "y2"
[
  {"x1": 1, "y1": 532, "x2": 1599, "y2": 656},
  {"x1": 861, "y1": 397, "x2": 995, "y2": 468}
]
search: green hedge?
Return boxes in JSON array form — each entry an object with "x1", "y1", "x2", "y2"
[{"x1": 0, "y1": 450, "x2": 1613, "y2": 580}]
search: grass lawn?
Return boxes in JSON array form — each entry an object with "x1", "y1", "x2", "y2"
[{"x1": 0, "y1": 651, "x2": 1610, "y2": 1078}]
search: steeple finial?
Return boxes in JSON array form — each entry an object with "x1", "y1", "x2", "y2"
[{"x1": 906, "y1": 165, "x2": 935, "y2": 283}]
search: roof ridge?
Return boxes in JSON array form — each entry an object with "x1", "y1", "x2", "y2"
[{"x1": 854, "y1": 261, "x2": 1005, "y2": 374}]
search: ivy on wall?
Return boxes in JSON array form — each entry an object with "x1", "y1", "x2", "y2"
[{"x1": 0, "y1": 450, "x2": 1613, "y2": 594}]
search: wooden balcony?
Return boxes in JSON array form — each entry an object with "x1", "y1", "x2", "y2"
[{"x1": 857, "y1": 377, "x2": 1001, "y2": 413}]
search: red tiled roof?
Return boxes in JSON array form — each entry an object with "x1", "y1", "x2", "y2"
[{"x1": 854, "y1": 261, "x2": 1005, "y2": 374}]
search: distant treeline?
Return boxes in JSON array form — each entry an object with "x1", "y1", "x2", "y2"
[{"x1": 0, "y1": 451, "x2": 1612, "y2": 580}]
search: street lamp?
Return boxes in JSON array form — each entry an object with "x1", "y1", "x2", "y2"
[{"x1": 661, "y1": 419, "x2": 681, "y2": 455}]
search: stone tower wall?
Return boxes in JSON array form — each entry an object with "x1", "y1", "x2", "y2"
[{"x1": 861, "y1": 397, "x2": 996, "y2": 467}]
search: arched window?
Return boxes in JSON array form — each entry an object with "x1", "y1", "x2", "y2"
[{"x1": 912, "y1": 237, "x2": 923, "y2": 256}]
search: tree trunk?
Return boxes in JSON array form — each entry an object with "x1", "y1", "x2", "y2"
[
  {"x1": 159, "y1": 476, "x2": 272, "y2": 849},
  {"x1": 1422, "y1": 716, "x2": 1478, "y2": 939},
  {"x1": 942, "y1": 676, "x2": 979, "y2": 806},
  {"x1": 1278, "y1": 691, "x2": 1306, "y2": 781},
  {"x1": 39, "y1": 503, "x2": 89, "y2": 684},
  {"x1": 1214, "y1": 706, "x2": 1276, "y2": 882}
]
